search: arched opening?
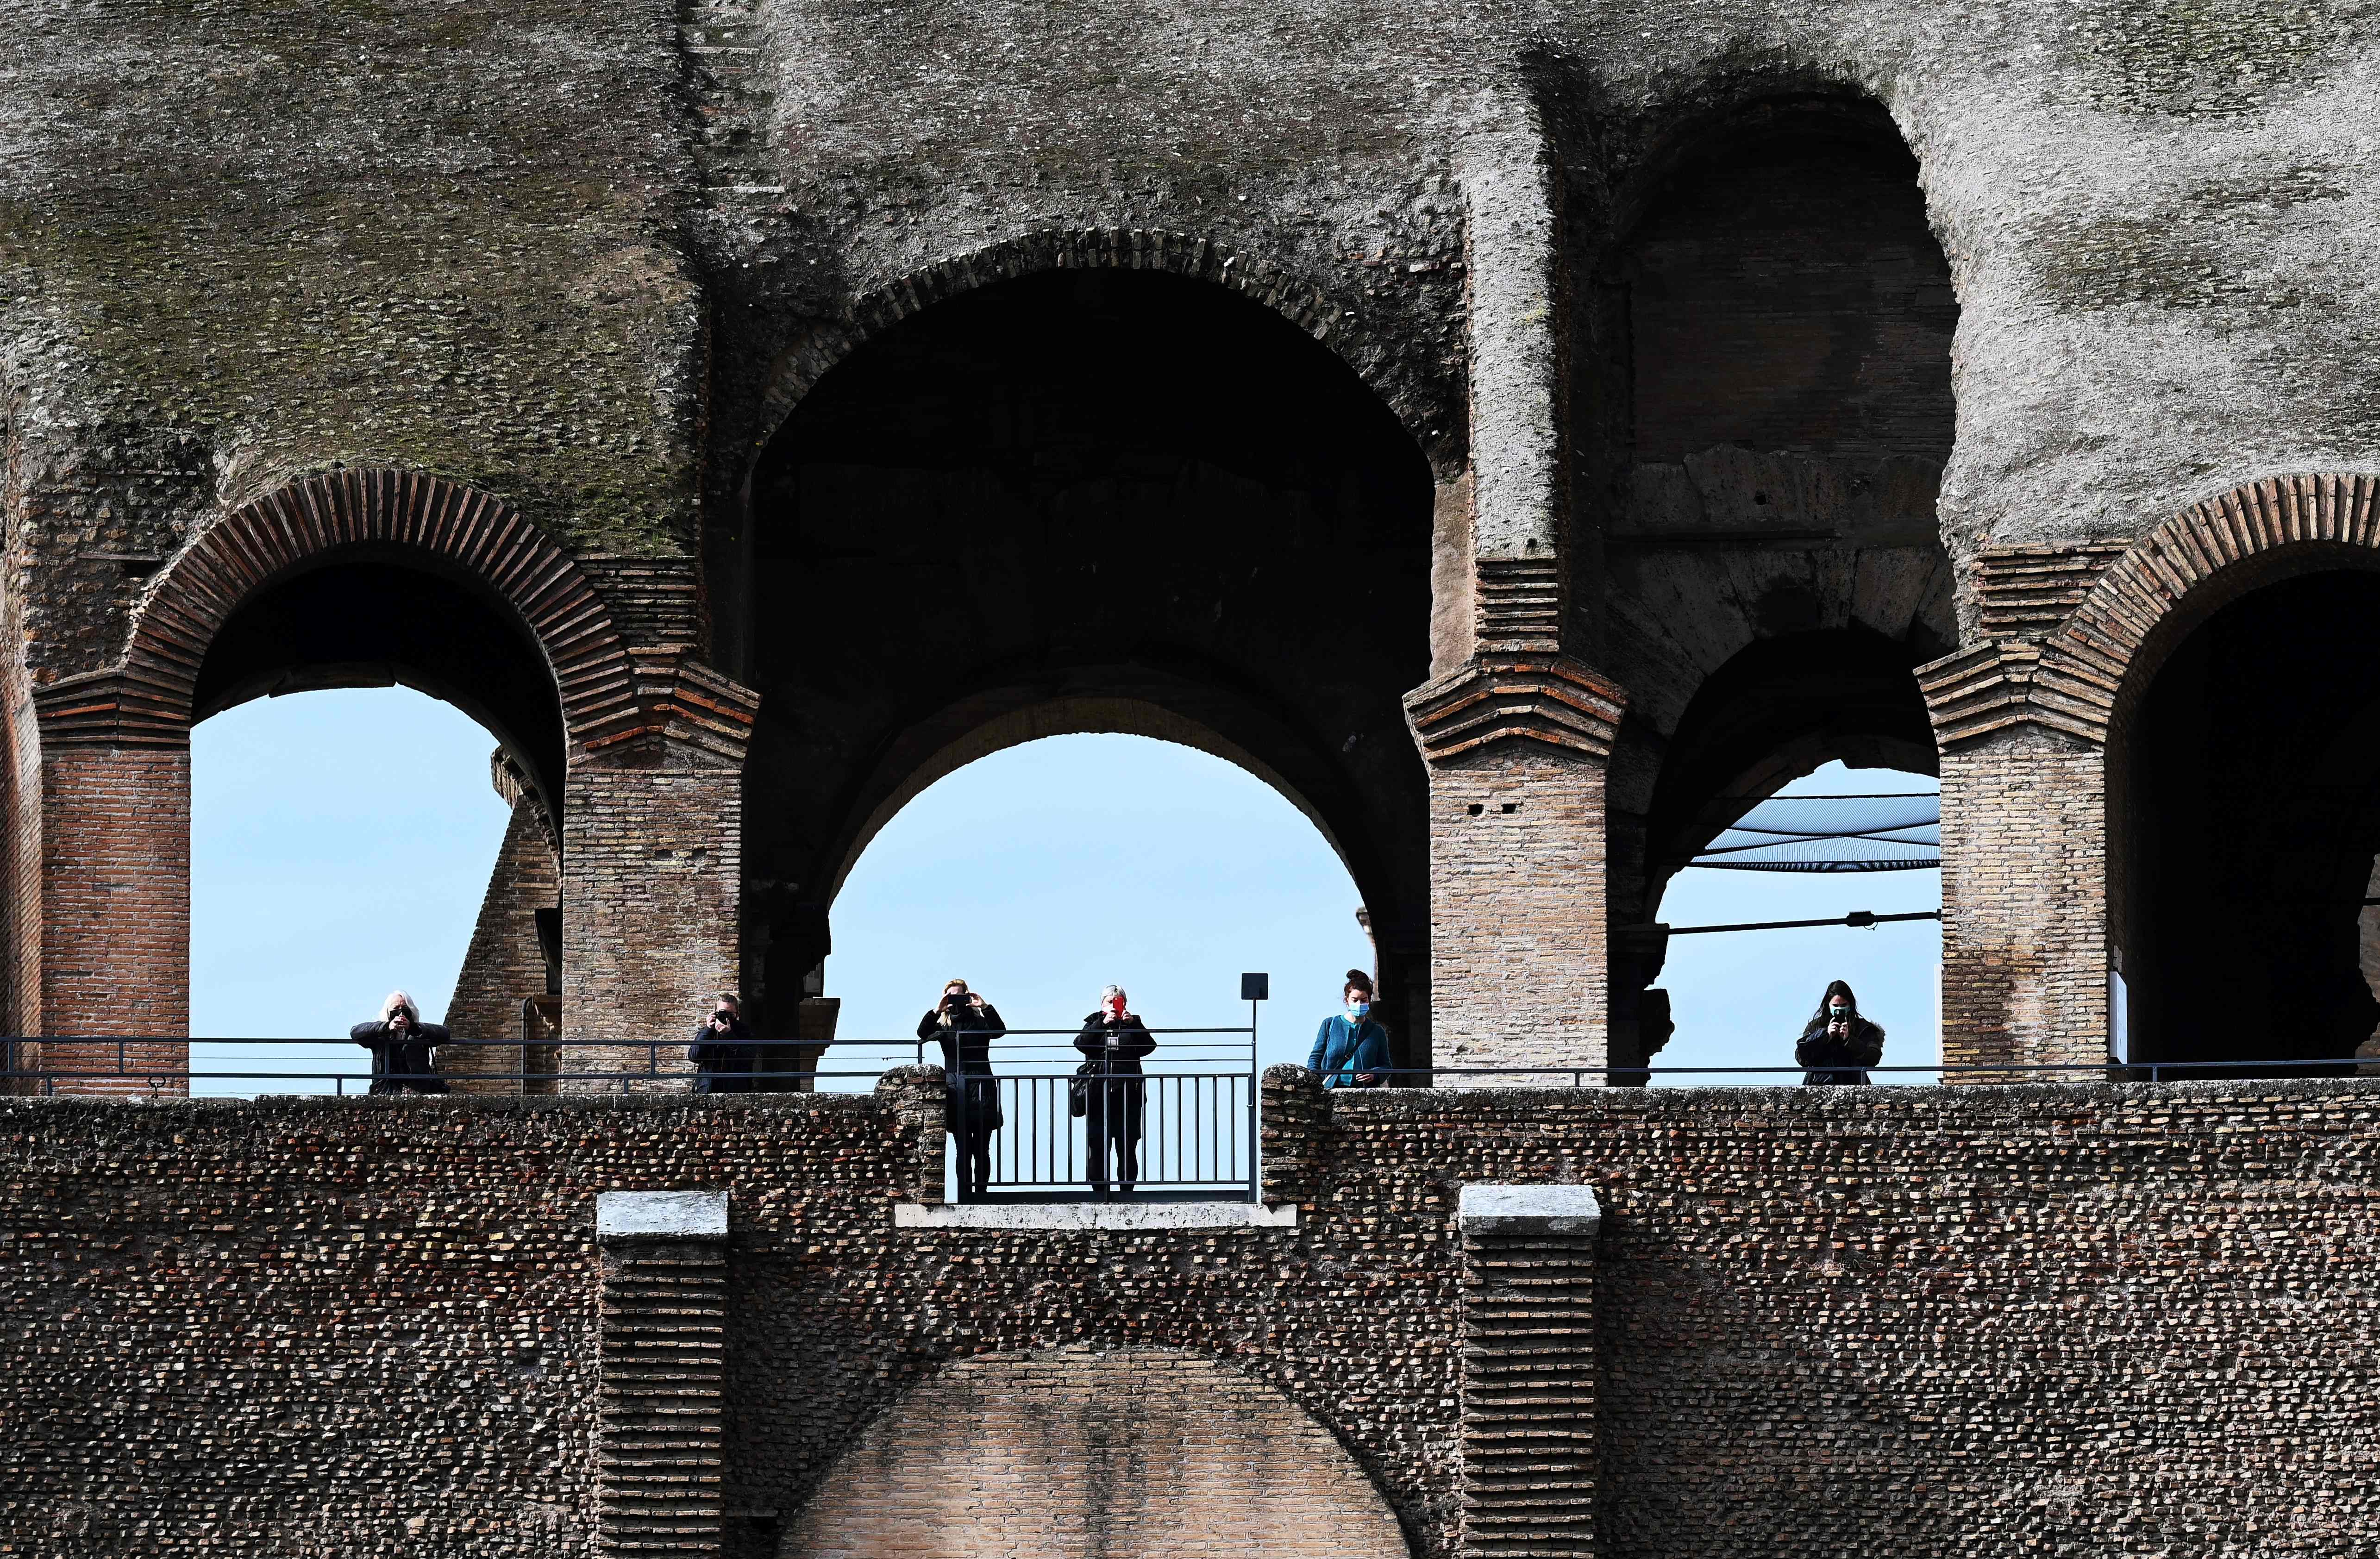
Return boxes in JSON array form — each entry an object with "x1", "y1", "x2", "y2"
[
  {"x1": 2116, "y1": 568, "x2": 2380, "y2": 1074},
  {"x1": 736, "y1": 267, "x2": 1435, "y2": 1061},
  {"x1": 780, "y1": 1347, "x2": 1407, "y2": 1558},
  {"x1": 821, "y1": 731, "x2": 1374, "y2": 1077},
  {"x1": 1584, "y1": 93, "x2": 1957, "y2": 1073},
  {"x1": 189, "y1": 688, "x2": 516, "y2": 1095},
  {"x1": 1619, "y1": 630, "x2": 1941, "y2": 1079},
  {"x1": 186, "y1": 550, "x2": 568, "y2": 1094}
]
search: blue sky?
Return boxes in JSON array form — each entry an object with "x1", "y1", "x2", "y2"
[{"x1": 187, "y1": 686, "x2": 1938, "y2": 1092}]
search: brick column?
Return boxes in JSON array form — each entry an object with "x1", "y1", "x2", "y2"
[
  {"x1": 1405, "y1": 660, "x2": 1627, "y2": 1076},
  {"x1": 1923, "y1": 645, "x2": 2111, "y2": 1076},
  {"x1": 561, "y1": 660, "x2": 758, "y2": 1088},
  {"x1": 595, "y1": 1190, "x2": 729, "y2": 1556},
  {"x1": 1458, "y1": 1184, "x2": 1599, "y2": 1559},
  {"x1": 24, "y1": 675, "x2": 190, "y2": 1095}
]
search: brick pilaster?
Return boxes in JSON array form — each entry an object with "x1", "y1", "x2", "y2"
[
  {"x1": 1932, "y1": 723, "x2": 2110, "y2": 1075},
  {"x1": 1406, "y1": 658, "x2": 1627, "y2": 1077},
  {"x1": 561, "y1": 660, "x2": 758, "y2": 1088},
  {"x1": 596, "y1": 1191, "x2": 730, "y2": 1557},
  {"x1": 24, "y1": 685, "x2": 189, "y2": 1095},
  {"x1": 1458, "y1": 1184, "x2": 1599, "y2": 1559}
]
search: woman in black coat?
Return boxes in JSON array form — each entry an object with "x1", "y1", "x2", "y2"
[
  {"x1": 918, "y1": 979, "x2": 1006, "y2": 1197},
  {"x1": 1074, "y1": 984, "x2": 1156, "y2": 1195},
  {"x1": 1795, "y1": 979, "x2": 1885, "y2": 1086}
]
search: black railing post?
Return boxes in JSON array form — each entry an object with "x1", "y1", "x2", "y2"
[{"x1": 1246, "y1": 989, "x2": 1261, "y2": 1204}]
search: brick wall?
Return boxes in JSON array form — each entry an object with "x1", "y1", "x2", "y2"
[
  {"x1": 1935, "y1": 724, "x2": 2109, "y2": 1071},
  {"x1": 444, "y1": 793, "x2": 563, "y2": 1089},
  {"x1": 561, "y1": 758, "x2": 743, "y2": 1081},
  {"x1": 28, "y1": 744, "x2": 189, "y2": 1094},
  {"x1": 1417, "y1": 744, "x2": 1614, "y2": 1077},
  {"x1": 8, "y1": 1074, "x2": 2380, "y2": 1556},
  {"x1": 782, "y1": 1347, "x2": 1407, "y2": 1558}
]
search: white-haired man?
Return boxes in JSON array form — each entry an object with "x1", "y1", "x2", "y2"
[{"x1": 351, "y1": 990, "x2": 451, "y2": 1096}]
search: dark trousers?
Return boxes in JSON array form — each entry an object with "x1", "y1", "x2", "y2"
[{"x1": 1085, "y1": 1081, "x2": 1144, "y2": 1192}]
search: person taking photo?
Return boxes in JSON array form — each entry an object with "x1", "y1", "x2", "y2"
[
  {"x1": 1074, "y1": 984, "x2": 1155, "y2": 1195},
  {"x1": 688, "y1": 992, "x2": 759, "y2": 1094},
  {"x1": 918, "y1": 979, "x2": 1006, "y2": 1197},
  {"x1": 351, "y1": 990, "x2": 451, "y2": 1096},
  {"x1": 1795, "y1": 979, "x2": 1885, "y2": 1085}
]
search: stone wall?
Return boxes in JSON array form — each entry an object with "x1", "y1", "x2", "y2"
[{"x1": 5, "y1": 1072, "x2": 2379, "y2": 1556}]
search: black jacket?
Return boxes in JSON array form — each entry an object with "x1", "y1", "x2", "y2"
[
  {"x1": 1795, "y1": 1014, "x2": 1885, "y2": 1086},
  {"x1": 351, "y1": 1020, "x2": 451, "y2": 1095},
  {"x1": 919, "y1": 1000, "x2": 1007, "y2": 1074},
  {"x1": 1074, "y1": 1011, "x2": 1155, "y2": 1140},
  {"x1": 1072, "y1": 1011, "x2": 1156, "y2": 1075},
  {"x1": 688, "y1": 1012, "x2": 759, "y2": 1094}
]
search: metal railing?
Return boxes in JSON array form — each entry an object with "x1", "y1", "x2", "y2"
[
  {"x1": 928, "y1": 1029, "x2": 1262, "y2": 1203},
  {"x1": 5, "y1": 1039, "x2": 2374, "y2": 1096}
]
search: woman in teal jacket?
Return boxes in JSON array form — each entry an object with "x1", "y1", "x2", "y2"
[{"x1": 1308, "y1": 970, "x2": 1392, "y2": 1089}]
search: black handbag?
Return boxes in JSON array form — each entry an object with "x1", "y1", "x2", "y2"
[{"x1": 1068, "y1": 1060, "x2": 1096, "y2": 1118}]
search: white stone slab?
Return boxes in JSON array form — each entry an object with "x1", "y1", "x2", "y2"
[
  {"x1": 596, "y1": 1189, "x2": 729, "y2": 1240},
  {"x1": 1458, "y1": 1183, "x2": 1601, "y2": 1232},
  {"x1": 894, "y1": 1201, "x2": 1297, "y2": 1231}
]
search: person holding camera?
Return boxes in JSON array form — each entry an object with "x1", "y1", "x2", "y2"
[
  {"x1": 351, "y1": 990, "x2": 451, "y2": 1096},
  {"x1": 917, "y1": 978, "x2": 1006, "y2": 1197},
  {"x1": 1308, "y1": 970, "x2": 1392, "y2": 1089},
  {"x1": 1795, "y1": 979, "x2": 1885, "y2": 1085},
  {"x1": 1074, "y1": 984, "x2": 1156, "y2": 1196},
  {"x1": 688, "y1": 992, "x2": 758, "y2": 1094}
]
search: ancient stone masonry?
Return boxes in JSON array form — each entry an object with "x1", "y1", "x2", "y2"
[
  {"x1": 1456, "y1": 1186, "x2": 1599, "y2": 1559},
  {"x1": 8, "y1": 1071, "x2": 2380, "y2": 1556},
  {"x1": 1923, "y1": 474, "x2": 2380, "y2": 1071},
  {"x1": 595, "y1": 1192, "x2": 731, "y2": 1557},
  {"x1": 5, "y1": 0, "x2": 2380, "y2": 1072}
]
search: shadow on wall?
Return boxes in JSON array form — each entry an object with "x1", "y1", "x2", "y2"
[{"x1": 779, "y1": 1346, "x2": 1406, "y2": 1558}]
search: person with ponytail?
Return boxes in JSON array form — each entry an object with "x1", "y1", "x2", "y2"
[{"x1": 1307, "y1": 970, "x2": 1391, "y2": 1089}]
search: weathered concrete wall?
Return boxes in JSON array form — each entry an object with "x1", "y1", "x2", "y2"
[{"x1": 6, "y1": 1073, "x2": 2380, "y2": 1555}]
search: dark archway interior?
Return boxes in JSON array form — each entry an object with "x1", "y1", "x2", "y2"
[
  {"x1": 1592, "y1": 95, "x2": 1955, "y2": 1074},
  {"x1": 191, "y1": 551, "x2": 566, "y2": 818},
  {"x1": 738, "y1": 269, "x2": 1434, "y2": 1050},
  {"x1": 1619, "y1": 96, "x2": 1959, "y2": 491},
  {"x1": 2122, "y1": 571, "x2": 2380, "y2": 1073}
]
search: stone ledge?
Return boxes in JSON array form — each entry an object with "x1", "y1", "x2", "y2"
[
  {"x1": 597, "y1": 1189, "x2": 729, "y2": 1240},
  {"x1": 894, "y1": 1201, "x2": 1297, "y2": 1231},
  {"x1": 1459, "y1": 1182, "x2": 1601, "y2": 1233}
]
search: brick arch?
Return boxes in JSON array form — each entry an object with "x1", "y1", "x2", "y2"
[
  {"x1": 780, "y1": 1346, "x2": 1409, "y2": 1559},
  {"x1": 2046, "y1": 473, "x2": 2380, "y2": 746},
  {"x1": 749, "y1": 227, "x2": 1424, "y2": 461},
  {"x1": 56, "y1": 469, "x2": 643, "y2": 753}
]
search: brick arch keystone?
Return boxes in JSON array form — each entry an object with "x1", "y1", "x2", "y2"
[
  {"x1": 1922, "y1": 473, "x2": 2380, "y2": 749},
  {"x1": 749, "y1": 227, "x2": 1426, "y2": 462},
  {"x1": 34, "y1": 470, "x2": 657, "y2": 754}
]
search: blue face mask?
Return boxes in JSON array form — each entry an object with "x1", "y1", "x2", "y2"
[{"x1": 1346, "y1": 1001, "x2": 1370, "y2": 1020}]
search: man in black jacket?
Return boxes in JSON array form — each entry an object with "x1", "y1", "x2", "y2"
[
  {"x1": 351, "y1": 990, "x2": 451, "y2": 1095},
  {"x1": 1795, "y1": 980, "x2": 1885, "y2": 1085},
  {"x1": 688, "y1": 992, "x2": 759, "y2": 1094}
]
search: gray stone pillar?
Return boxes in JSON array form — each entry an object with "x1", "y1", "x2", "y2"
[
  {"x1": 595, "y1": 1190, "x2": 730, "y2": 1557},
  {"x1": 1407, "y1": 115, "x2": 1634, "y2": 1080},
  {"x1": 1458, "y1": 1184, "x2": 1600, "y2": 1559}
]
